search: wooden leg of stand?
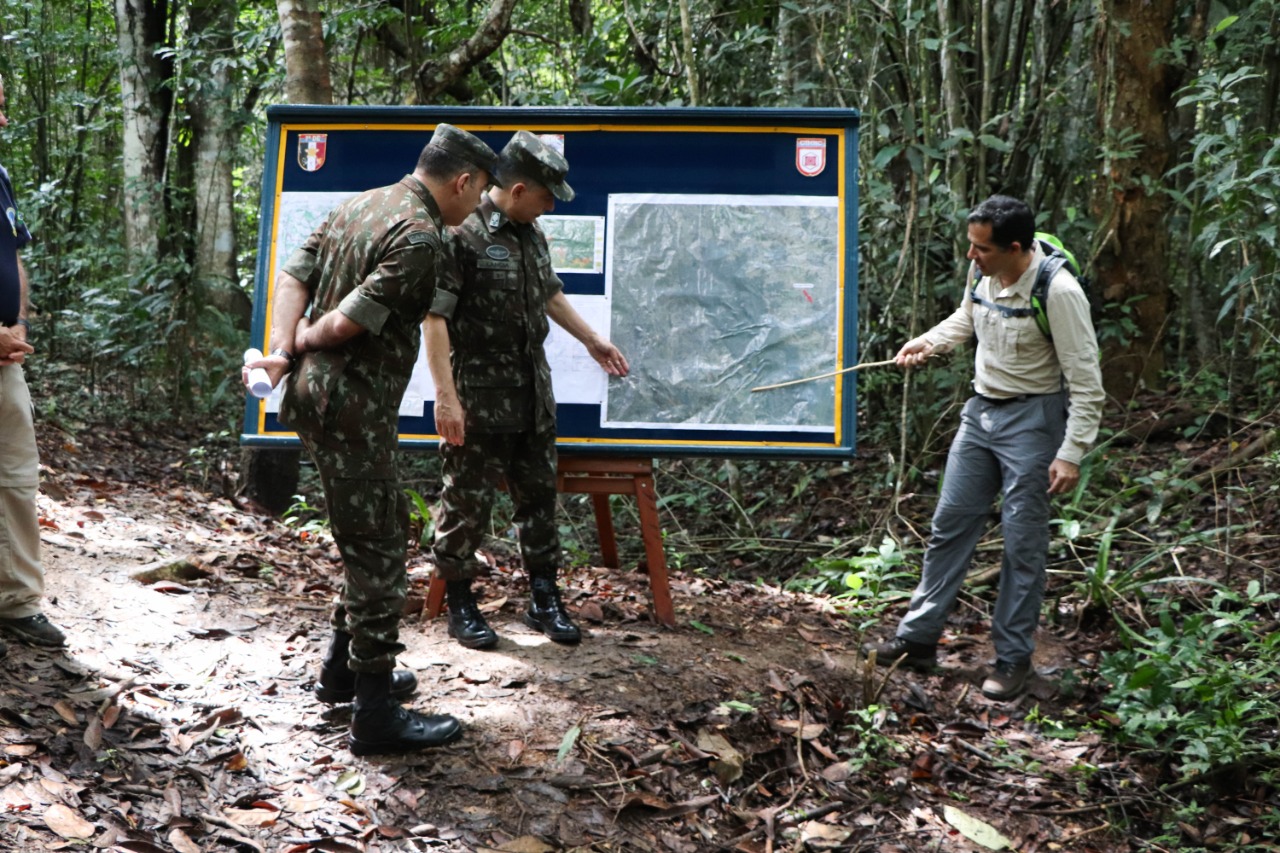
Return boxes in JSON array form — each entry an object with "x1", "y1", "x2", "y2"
[
  {"x1": 634, "y1": 473, "x2": 674, "y2": 627},
  {"x1": 425, "y1": 574, "x2": 447, "y2": 619},
  {"x1": 591, "y1": 493, "x2": 620, "y2": 568}
]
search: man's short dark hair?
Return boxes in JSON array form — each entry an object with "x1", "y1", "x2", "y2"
[
  {"x1": 968, "y1": 195, "x2": 1035, "y2": 251},
  {"x1": 493, "y1": 154, "x2": 542, "y2": 193},
  {"x1": 417, "y1": 144, "x2": 474, "y2": 182}
]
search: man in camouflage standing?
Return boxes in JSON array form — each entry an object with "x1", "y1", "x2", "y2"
[
  {"x1": 427, "y1": 131, "x2": 628, "y2": 650},
  {"x1": 244, "y1": 124, "x2": 498, "y2": 755}
]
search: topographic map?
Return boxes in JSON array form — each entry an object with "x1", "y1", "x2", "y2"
[{"x1": 603, "y1": 194, "x2": 841, "y2": 431}]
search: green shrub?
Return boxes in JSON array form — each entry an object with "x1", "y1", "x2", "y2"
[{"x1": 1098, "y1": 583, "x2": 1280, "y2": 778}]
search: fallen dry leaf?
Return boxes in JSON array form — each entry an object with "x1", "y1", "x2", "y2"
[
  {"x1": 283, "y1": 784, "x2": 327, "y2": 813},
  {"x1": 168, "y1": 828, "x2": 202, "y2": 853},
  {"x1": 942, "y1": 804, "x2": 1013, "y2": 850},
  {"x1": 52, "y1": 701, "x2": 80, "y2": 726},
  {"x1": 478, "y1": 595, "x2": 508, "y2": 613},
  {"x1": 83, "y1": 715, "x2": 103, "y2": 750},
  {"x1": 43, "y1": 802, "x2": 95, "y2": 839},
  {"x1": 772, "y1": 719, "x2": 826, "y2": 740},
  {"x1": 223, "y1": 807, "x2": 279, "y2": 828},
  {"x1": 800, "y1": 820, "x2": 852, "y2": 847},
  {"x1": 482, "y1": 836, "x2": 556, "y2": 853},
  {"x1": 696, "y1": 730, "x2": 744, "y2": 785}
]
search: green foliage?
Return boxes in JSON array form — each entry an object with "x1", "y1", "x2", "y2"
[
  {"x1": 1098, "y1": 583, "x2": 1280, "y2": 777},
  {"x1": 404, "y1": 488, "x2": 434, "y2": 549},
  {"x1": 282, "y1": 494, "x2": 330, "y2": 539},
  {"x1": 840, "y1": 704, "x2": 905, "y2": 774},
  {"x1": 791, "y1": 536, "x2": 914, "y2": 598},
  {"x1": 791, "y1": 536, "x2": 916, "y2": 645}
]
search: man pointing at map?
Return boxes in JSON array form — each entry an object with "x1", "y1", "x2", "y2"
[{"x1": 427, "y1": 131, "x2": 628, "y2": 650}]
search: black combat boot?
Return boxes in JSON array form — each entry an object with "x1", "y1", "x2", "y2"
[
  {"x1": 315, "y1": 630, "x2": 419, "y2": 704},
  {"x1": 348, "y1": 672, "x2": 461, "y2": 756},
  {"x1": 446, "y1": 580, "x2": 498, "y2": 649},
  {"x1": 861, "y1": 636, "x2": 938, "y2": 672},
  {"x1": 524, "y1": 572, "x2": 581, "y2": 643}
]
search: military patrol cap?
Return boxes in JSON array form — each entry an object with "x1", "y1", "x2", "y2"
[
  {"x1": 500, "y1": 131, "x2": 575, "y2": 202},
  {"x1": 429, "y1": 123, "x2": 501, "y2": 183}
]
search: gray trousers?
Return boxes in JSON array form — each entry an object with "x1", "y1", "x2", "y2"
[{"x1": 897, "y1": 392, "x2": 1067, "y2": 664}]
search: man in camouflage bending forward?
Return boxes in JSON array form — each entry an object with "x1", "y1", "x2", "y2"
[
  {"x1": 427, "y1": 131, "x2": 629, "y2": 649},
  {"x1": 245, "y1": 124, "x2": 497, "y2": 755}
]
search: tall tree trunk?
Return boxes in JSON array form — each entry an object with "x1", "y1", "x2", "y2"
[
  {"x1": 937, "y1": 0, "x2": 969, "y2": 203},
  {"x1": 676, "y1": 0, "x2": 699, "y2": 105},
  {"x1": 189, "y1": 0, "x2": 250, "y2": 328},
  {"x1": 276, "y1": 0, "x2": 334, "y2": 104},
  {"x1": 1091, "y1": 0, "x2": 1177, "y2": 400},
  {"x1": 114, "y1": 0, "x2": 173, "y2": 269},
  {"x1": 245, "y1": 0, "x2": 332, "y2": 512}
]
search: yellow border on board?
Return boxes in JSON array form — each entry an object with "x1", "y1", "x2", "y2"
[{"x1": 255, "y1": 121, "x2": 851, "y2": 449}]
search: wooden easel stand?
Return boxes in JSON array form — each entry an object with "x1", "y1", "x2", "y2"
[{"x1": 424, "y1": 456, "x2": 675, "y2": 627}]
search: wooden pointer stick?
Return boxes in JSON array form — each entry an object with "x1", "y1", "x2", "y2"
[{"x1": 750, "y1": 358, "x2": 900, "y2": 393}]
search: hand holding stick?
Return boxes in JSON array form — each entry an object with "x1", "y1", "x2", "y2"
[{"x1": 750, "y1": 358, "x2": 900, "y2": 393}]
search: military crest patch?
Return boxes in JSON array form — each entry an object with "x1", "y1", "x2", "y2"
[
  {"x1": 795, "y1": 138, "x2": 826, "y2": 177},
  {"x1": 486, "y1": 245, "x2": 511, "y2": 260},
  {"x1": 298, "y1": 134, "x2": 328, "y2": 172}
]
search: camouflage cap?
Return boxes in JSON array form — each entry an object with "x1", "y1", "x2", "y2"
[
  {"x1": 500, "y1": 131, "x2": 575, "y2": 202},
  {"x1": 429, "y1": 123, "x2": 501, "y2": 184}
]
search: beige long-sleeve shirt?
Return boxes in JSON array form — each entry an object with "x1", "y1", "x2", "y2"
[{"x1": 916, "y1": 243, "x2": 1105, "y2": 465}]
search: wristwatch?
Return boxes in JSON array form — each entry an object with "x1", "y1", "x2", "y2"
[
  {"x1": 270, "y1": 347, "x2": 296, "y2": 367},
  {"x1": 15, "y1": 319, "x2": 30, "y2": 334}
]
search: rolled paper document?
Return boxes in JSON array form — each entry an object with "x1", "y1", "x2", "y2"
[{"x1": 243, "y1": 348, "x2": 274, "y2": 398}]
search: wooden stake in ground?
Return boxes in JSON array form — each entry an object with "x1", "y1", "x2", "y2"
[{"x1": 750, "y1": 358, "x2": 899, "y2": 393}]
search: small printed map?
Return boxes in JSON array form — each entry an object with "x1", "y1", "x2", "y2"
[
  {"x1": 272, "y1": 192, "x2": 354, "y2": 275},
  {"x1": 540, "y1": 215, "x2": 606, "y2": 274}
]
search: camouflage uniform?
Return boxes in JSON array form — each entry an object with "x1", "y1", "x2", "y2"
[
  {"x1": 430, "y1": 190, "x2": 563, "y2": 581},
  {"x1": 279, "y1": 175, "x2": 449, "y2": 674}
]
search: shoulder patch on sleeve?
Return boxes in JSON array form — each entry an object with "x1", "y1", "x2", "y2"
[{"x1": 407, "y1": 230, "x2": 442, "y2": 251}]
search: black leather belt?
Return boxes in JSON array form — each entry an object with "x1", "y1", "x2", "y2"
[{"x1": 976, "y1": 393, "x2": 1041, "y2": 406}]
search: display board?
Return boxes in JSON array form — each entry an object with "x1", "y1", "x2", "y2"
[{"x1": 241, "y1": 106, "x2": 860, "y2": 458}]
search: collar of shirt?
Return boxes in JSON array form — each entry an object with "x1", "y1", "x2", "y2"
[
  {"x1": 398, "y1": 174, "x2": 446, "y2": 228},
  {"x1": 479, "y1": 191, "x2": 509, "y2": 233}
]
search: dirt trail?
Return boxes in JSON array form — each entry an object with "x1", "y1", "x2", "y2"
[{"x1": 0, "y1": 430, "x2": 1120, "y2": 852}]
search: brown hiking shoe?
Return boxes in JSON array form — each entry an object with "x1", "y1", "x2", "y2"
[
  {"x1": 863, "y1": 636, "x2": 937, "y2": 672},
  {"x1": 982, "y1": 659, "x2": 1032, "y2": 700}
]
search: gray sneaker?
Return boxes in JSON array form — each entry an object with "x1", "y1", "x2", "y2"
[
  {"x1": 863, "y1": 636, "x2": 937, "y2": 672},
  {"x1": 0, "y1": 613, "x2": 67, "y2": 648},
  {"x1": 982, "y1": 659, "x2": 1032, "y2": 700}
]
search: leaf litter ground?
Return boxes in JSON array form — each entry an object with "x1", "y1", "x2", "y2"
[{"x1": 1, "y1": 425, "x2": 1158, "y2": 852}]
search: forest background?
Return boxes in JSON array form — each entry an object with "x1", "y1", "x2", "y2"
[{"x1": 1, "y1": 0, "x2": 1279, "y2": 850}]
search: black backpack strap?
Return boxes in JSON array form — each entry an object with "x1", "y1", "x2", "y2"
[
  {"x1": 1031, "y1": 254, "x2": 1069, "y2": 340},
  {"x1": 968, "y1": 288, "x2": 1038, "y2": 319}
]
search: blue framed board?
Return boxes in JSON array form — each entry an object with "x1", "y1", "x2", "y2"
[{"x1": 241, "y1": 106, "x2": 860, "y2": 458}]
